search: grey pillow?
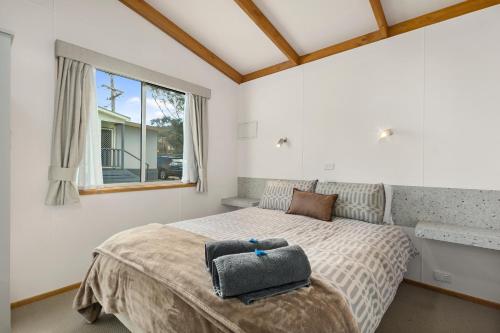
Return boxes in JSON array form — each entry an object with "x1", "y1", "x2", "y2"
[
  {"x1": 315, "y1": 182, "x2": 385, "y2": 224},
  {"x1": 259, "y1": 179, "x2": 318, "y2": 211}
]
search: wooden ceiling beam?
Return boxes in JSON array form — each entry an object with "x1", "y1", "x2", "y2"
[
  {"x1": 234, "y1": 0, "x2": 300, "y2": 65},
  {"x1": 300, "y1": 31, "x2": 383, "y2": 64},
  {"x1": 243, "y1": 0, "x2": 500, "y2": 83},
  {"x1": 242, "y1": 60, "x2": 297, "y2": 82},
  {"x1": 388, "y1": 0, "x2": 500, "y2": 37},
  {"x1": 122, "y1": 0, "x2": 499, "y2": 84},
  {"x1": 241, "y1": 31, "x2": 382, "y2": 82},
  {"x1": 119, "y1": 0, "x2": 243, "y2": 84},
  {"x1": 369, "y1": 0, "x2": 389, "y2": 38}
]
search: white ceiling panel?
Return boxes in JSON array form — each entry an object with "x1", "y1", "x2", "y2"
[
  {"x1": 146, "y1": 0, "x2": 287, "y2": 74},
  {"x1": 382, "y1": 0, "x2": 463, "y2": 25},
  {"x1": 253, "y1": 0, "x2": 378, "y2": 55}
]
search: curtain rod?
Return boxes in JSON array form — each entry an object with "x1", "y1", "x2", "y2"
[{"x1": 55, "y1": 40, "x2": 211, "y2": 99}]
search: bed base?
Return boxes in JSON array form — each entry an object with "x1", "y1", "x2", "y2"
[{"x1": 115, "y1": 313, "x2": 145, "y2": 333}]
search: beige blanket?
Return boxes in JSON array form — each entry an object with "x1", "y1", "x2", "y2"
[{"x1": 74, "y1": 224, "x2": 359, "y2": 333}]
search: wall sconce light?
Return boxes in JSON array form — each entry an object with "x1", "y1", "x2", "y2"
[
  {"x1": 276, "y1": 137, "x2": 288, "y2": 148},
  {"x1": 378, "y1": 128, "x2": 394, "y2": 140}
]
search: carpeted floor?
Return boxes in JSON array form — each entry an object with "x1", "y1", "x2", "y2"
[{"x1": 11, "y1": 282, "x2": 500, "y2": 333}]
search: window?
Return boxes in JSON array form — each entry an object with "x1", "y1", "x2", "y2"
[
  {"x1": 95, "y1": 70, "x2": 185, "y2": 185},
  {"x1": 144, "y1": 84, "x2": 185, "y2": 182}
]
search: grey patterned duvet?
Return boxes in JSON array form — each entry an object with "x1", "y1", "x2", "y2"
[{"x1": 173, "y1": 207, "x2": 417, "y2": 333}]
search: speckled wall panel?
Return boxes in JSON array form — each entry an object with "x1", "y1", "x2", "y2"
[
  {"x1": 238, "y1": 178, "x2": 500, "y2": 230},
  {"x1": 392, "y1": 186, "x2": 500, "y2": 229},
  {"x1": 390, "y1": 186, "x2": 425, "y2": 227},
  {"x1": 237, "y1": 177, "x2": 306, "y2": 199},
  {"x1": 237, "y1": 177, "x2": 268, "y2": 199}
]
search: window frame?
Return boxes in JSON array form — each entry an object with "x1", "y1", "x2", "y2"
[
  {"x1": 79, "y1": 182, "x2": 196, "y2": 195},
  {"x1": 80, "y1": 69, "x2": 192, "y2": 194}
]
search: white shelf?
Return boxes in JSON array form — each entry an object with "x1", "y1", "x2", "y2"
[{"x1": 415, "y1": 221, "x2": 500, "y2": 251}]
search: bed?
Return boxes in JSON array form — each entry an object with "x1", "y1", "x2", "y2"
[
  {"x1": 74, "y1": 181, "x2": 416, "y2": 333},
  {"x1": 74, "y1": 180, "x2": 417, "y2": 333},
  {"x1": 177, "y1": 207, "x2": 415, "y2": 333}
]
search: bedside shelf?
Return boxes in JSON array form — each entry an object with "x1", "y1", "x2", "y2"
[
  {"x1": 415, "y1": 221, "x2": 500, "y2": 251},
  {"x1": 221, "y1": 197, "x2": 260, "y2": 209}
]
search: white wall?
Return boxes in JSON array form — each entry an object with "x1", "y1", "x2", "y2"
[
  {"x1": 0, "y1": 30, "x2": 13, "y2": 333},
  {"x1": 238, "y1": 7, "x2": 500, "y2": 301},
  {"x1": 423, "y1": 12, "x2": 500, "y2": 189},
  {"x1": 239, "y1": 7, "x2": 500, "y2": 190},
  {"x1": 1, "y1": 0, "x2": 238, "y2": 302}
]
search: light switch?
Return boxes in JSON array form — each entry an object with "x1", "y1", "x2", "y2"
[{"x1": 324, "y1": 163, "x2": 335, "y2": 171}]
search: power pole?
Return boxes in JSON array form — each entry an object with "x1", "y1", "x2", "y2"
[{"x1": 101, "y1": 73, "x2": 123, "y2": 113}]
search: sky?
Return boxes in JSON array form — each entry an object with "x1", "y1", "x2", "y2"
[{"x1": 96, "y1": 70, "x2": 183, "y2": 125}]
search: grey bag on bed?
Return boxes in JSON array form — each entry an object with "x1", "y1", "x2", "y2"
[
  {"x1": 211, "y1": 245, "x2": 311, "y2": 303},
  {"x1": 205, "y1": 238, "x2": 288, "y2": 273}
]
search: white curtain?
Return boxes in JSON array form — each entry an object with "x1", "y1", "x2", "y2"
[
  {"x1": 45, "y1": 57, "x2": 94, "y2": 205},
  {"x1": 182, "y1": 93, "x2": 207, "y2": 192},
  {"x1": 191, "y1": 93, "x2": 208, "y2": 192},
  {"x1": 78, "y1": 68, "x2": 103, "y2": 189},
  {"x1": 182, "y1": 94, "x2": 198, "y2": 184}
]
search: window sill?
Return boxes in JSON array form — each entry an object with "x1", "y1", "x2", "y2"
[{"x1": 79, "y1": 182, "x2": 196, "y2": 195}]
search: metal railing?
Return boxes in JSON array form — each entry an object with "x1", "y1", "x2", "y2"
[
  {"x1": 101, "y1": 148, "x2": 121, "y2": 168},
  {"x1": 101, "y1": 148, "x2": 149, "y2": 170}
]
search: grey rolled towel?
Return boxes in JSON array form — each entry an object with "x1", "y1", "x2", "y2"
[
  {"x1": 205, "y1": 238, "x2": 288, "y2": 273},
  {"x1": 238, "y1": 279, "x2": 311, "y2": 305},
  {"x1": 212, "y1": 245, "x2": 311, "y2": 304}
]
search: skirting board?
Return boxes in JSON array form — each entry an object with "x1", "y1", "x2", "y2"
[
  {"x1": 403, "y1": 278, "x2": 500, "y2": 310},
  {"x1": 10, "y1": 279, "x2": 500, "y2": 312},
  {"x1": 10, "y1": 282, "x2": 81, "y2": 309}
]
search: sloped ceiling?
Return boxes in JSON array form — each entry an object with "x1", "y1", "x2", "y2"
[
  {"x1": 252, "y1": 0, "x2": 378, "y2": 55},
  {"x1": 382, "y1": 0, "x2": 463, "y2": 24},
  {"x1": 146, "y1": 0, "x2": 287, "y2": 74},
  {"x1": 133, "y1": 0, "x2": 498, "y2": 82}
]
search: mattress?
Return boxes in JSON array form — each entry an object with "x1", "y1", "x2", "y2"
[{"x1": 172, "y1": 207, "x2": 416, "y2": 333}]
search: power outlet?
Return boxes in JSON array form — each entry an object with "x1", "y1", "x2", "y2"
[
  {"x1": 324, "y1": 163, "x2": 335, "y2": 171},
  {"x1": 433, "y1": 270, "x2": 452, "y2": 283}
]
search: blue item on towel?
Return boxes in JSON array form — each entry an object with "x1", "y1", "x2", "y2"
[
  {"x1": 205, "y1": 238, "x2": 288, "y2": 272},
  {"x1": 254, "y1": 249, "x2": 267, "y2": 256},
  {"x1": 211, "y1": 245, "x2": 311, "y2": 304}
]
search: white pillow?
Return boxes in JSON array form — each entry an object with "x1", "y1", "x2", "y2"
[
  {"x1": 259, "y1": 179, "x2": 318, "y2": 211},
  {"x1": 315, "y1": 182, "x2": 385, "y2": 224},
  {"x1": 383, "y1": 184, "x2": 394, "y2": 225}
]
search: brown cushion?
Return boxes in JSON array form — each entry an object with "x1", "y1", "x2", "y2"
[{"x1": 286, "y1": 188, "x2": 338, "y2": 221}]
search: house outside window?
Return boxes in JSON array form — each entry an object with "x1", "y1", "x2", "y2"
[{"x1": 96, "y1": 70, "x2": 185, "y2": 184}]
